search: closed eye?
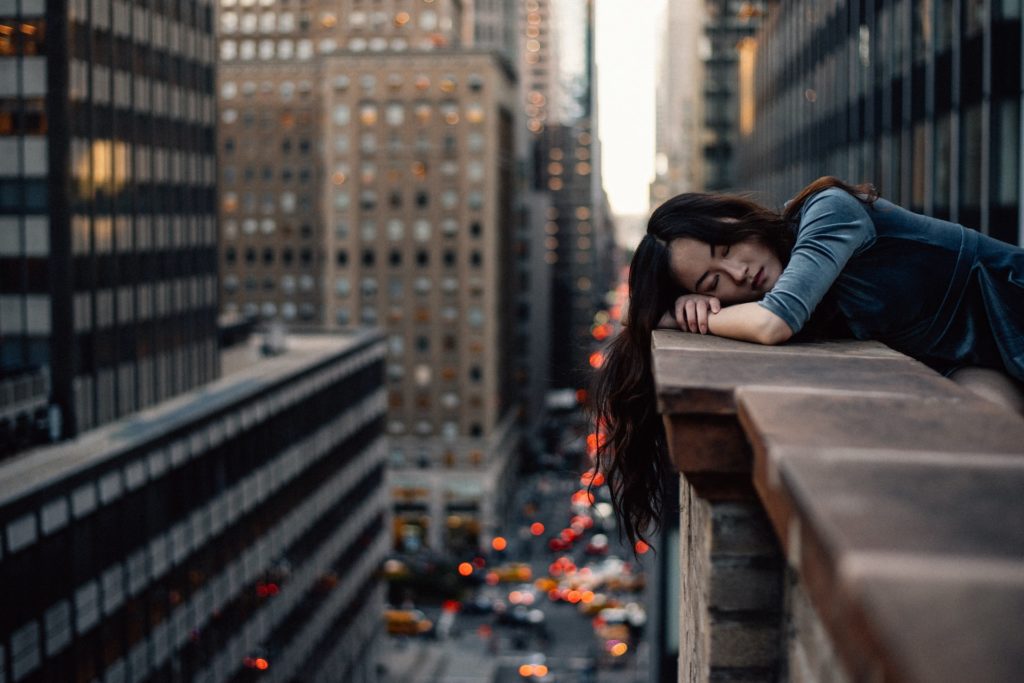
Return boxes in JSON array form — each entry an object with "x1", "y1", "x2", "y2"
[{"x1": 708, "y1": 275, "x2": 720, "y2": 292}]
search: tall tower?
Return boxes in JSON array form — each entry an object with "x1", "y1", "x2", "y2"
[
  {"x1": 651, "y1": 0, "x2": 707, "y2": 206},
  {"x1": 216, "y1": 0, "x2": 521, "y2": 553},
  {"x1": 0, "y1": 0, "x2": 219, "y2": 453}
]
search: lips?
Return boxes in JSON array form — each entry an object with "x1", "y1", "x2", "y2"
[{"x1": 752, "y1": 267, "x2": 765, "y2": 290}]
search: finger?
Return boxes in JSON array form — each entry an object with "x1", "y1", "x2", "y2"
[
  {"x1": 685, "y1": 301, "x2": 699, "y2": 333},
  {"x1": 674, "y1": 301, "x2": 688, "y2": 330},
  {"x1": 696, "y1": 303, "x2": 709, "y2": 334},
  {"x1": 710, "y1": 297, "x2": 721, "y2": 314}
]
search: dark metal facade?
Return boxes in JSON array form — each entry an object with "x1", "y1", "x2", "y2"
[
  {"x1": 0, "y1": 0, "x2": 220, "y2": 449},
  {"x1": 738, "y1": 0, "x2": 1024, "y2": 246},
  {"x1": 0, "y1": 333, "x2": 388, "y2": 683}
]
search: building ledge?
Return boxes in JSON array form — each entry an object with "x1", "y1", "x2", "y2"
[{"x1": 652, "y1": 330, "x2": 1024, "y2": 682}]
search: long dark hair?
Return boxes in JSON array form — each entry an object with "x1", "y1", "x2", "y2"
[{"x1": 589, "y1": 177, "x2": 877, "y2": 549}]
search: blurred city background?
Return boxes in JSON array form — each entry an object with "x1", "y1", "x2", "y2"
[{"x1": 1, "y1": 0, "x2": 1022, "y2": 682}]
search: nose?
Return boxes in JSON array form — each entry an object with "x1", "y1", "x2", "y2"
[{"x1": 722, "y1": 258, "x2": 748, "y2": 283}]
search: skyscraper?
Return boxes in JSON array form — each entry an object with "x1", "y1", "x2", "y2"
[
  {"x1": 216, "y1": 0, "x2": 522, "y2": 553},
  {"x1": 0, "y1": 0, "x2": 220, "y2": 451}
]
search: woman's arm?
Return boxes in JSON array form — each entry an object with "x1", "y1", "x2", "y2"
[
  {"x1": 706, "y1": 303, "x2": 793, "y2": 344},
  {"x1": 663, "y1": 294, "x2": 793, "y2": 344}
]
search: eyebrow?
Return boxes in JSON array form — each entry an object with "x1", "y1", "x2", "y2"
[{"x1": 693, "y1": 243, "x2": 714, "y2": 292}]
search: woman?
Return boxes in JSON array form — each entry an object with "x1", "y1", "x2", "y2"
[{"x1": 591, "y1": 176, "x2": 1024, "y2": 548}]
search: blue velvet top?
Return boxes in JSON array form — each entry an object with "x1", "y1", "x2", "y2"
[{"x1": 758, "y1": 188, "x2": 1024, "y2": 380}]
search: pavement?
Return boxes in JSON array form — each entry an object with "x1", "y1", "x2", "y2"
[{"x1": 378, "y1": 638, "x2": 446, "y2": 683}]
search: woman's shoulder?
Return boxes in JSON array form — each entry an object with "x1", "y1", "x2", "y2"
[{"x1": 802, "y1": 186, "x2": 870, "y2": 213}]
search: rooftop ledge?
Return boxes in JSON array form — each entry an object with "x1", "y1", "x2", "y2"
[{"x1": 651, "y1": 330, "x2": 1024, "y2": 683}]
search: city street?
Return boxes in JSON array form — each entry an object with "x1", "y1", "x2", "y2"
[{"x1": 382, "y1": 463, "x2": 652, "y2": 683}]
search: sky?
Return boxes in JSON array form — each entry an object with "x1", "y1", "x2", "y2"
[{"x1": 595, "y1": 0, "x2": 661, "y2": 218}]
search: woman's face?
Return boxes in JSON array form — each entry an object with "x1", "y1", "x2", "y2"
[{"x1": 668, "y1": 236, "x2": 782, "y2": 305}]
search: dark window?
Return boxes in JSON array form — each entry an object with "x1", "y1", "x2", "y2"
[
  {"x1": 389, "y1": 191, "x2": 402, "y2": 208},
  {"x1": 416, "y1": 336, "x2": 429, "y2": 352},
  {"x1": 283, "y1": 248, "x2": 294, "y2": 265},
  {"x1": 415, "y1": 191, "x2": 429, "y2": 208},
  {"x1": 443, "y1": 250, "x2": 455, "y2": 266},
  {"x1": 470, "y1": 251, "x2": 482, "y2": 267},
  {"x1": 245, "y1": 248, "x2": 256, "y2": 264},
  {"x1": 416, "y1": 250, "x2": 428, "y2": 267},
  {"x1": 300, "y1": 224, "x2": 313, "y2": 238},
  {"x1": 336, "y1": 250, "x2": 348, "y2": 266},
  {"x1": 389, "y1": 250, "x2": 402, "y2": 266},
  {"x1": 362, "y1": 250, "x2": 375, "y2": 266},
  {"x1": 225, "y1": 247, "x2": 237, "y2": 264},
  {"x1": 300, "y1": 248, "x2": 313, "y2": 265},
  {"x1": 262, "y1": 248, "x2": 274, "y2": 265},
  {"x1": 470, "y1": 222, "x2": 482, "y2": 237}
]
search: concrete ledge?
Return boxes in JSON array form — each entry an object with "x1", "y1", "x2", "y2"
[{"x1": 651, "y1": 330, "x2": 1024, "y2": 683}]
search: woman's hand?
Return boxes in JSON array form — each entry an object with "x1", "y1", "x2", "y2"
[{"x1": 673, "y1": 294, "x2": 721, "y2": 334}]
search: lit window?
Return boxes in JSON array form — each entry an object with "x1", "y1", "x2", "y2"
[
  {"x1": 241, "y1": 13, "x2": 258, "y2": 33},
  {"x1": 319, "y1": 39, "x2": 337, "y2": 53},
  {"x1": 221, "y1": 41, "x2": 238, "y2": 60},
  {"x1": 413, "y1": 219, "x2": 430, "y2": 241},
  {"x1": 441, "y1": 190, "x2": 458, "y2": 209},
  {"x1": 467, "y1": 161, "x2": 483, "y2": 182},
  {"x1": 420, "y1": 10, "x2": 438, "y2": 29},
  {"x1": 441, "y1": 160, "x2": 458, "y2": 177},
  {"x1": 361, "y1": 277, "x2": 378, "y2": 295},
  {"x1": 361, "y1": 162, "x2": 377, "y2": 183},
  {"x1": 441, "y1": 219, "x2": 457, "y2": 236},
  {"x1": 387, "y1": 219, "x2": 404, "y2": 240},
  {"x1": 333, "y1": 75, "x2": 350, "y2": 91},
  {"x1": 440, "y1": 75, "x2": 457, "y2": 92},
  {"x1": 299, "y1": 275, "x2": 314, "y2": 291},
  {"x1": 349, "y1": 37, "x2": 367, "y2": 51},
  {"x1": 260, "y1": 11, "x2": 275, "y2": 32},
  {"x1": 260, "y1": 219, "x2": 276, "y2": 234},
  {"x1": 222, "y1": 109, "x2": 238, "y2": 124},
  {"x1": 296, "y1": 39, "x2": 313, "y2": 59},
  {"x1": 279, "y1": 12, "x2": 295, "y2": 32},
  {"x1": 221, "y1": 12, "x2": 238, "y2": 33},
  {"x1": 466, "y1": 103, "x2": 484, "y2": 123},
  {"x1": 370, "y1": 37, "x2": 387, "y2": 51},
  {"x1": 468, "y1": 307, "x2": 484, "y2": 328},
  {"x1": 414, "y1": 102, "x2": 431, "y2": 123},
  {"x1": 239, "y1": 40, "x2": 256, "y2": 60},
  {"x1": 441, "y1": 277, "x2": 458, "y2": 293},
  {"x1": 468, "y1": 191, "x2": 483, "y2": 210},
  {"x1": 414, "y1": 277, "x2": 431, "y2": 294},
  {"x1": 259, "y1": 39, "x2": 274, "y2": 59},
  {"x1": 386, "y1": 103, "x2": 404, "y2": 126},
  {"x1": 334, "y1": 192, "x2": 350, "y2": 210},
  {"x1": 359, "y1": 103, "x2": 378, "y2": 125},
  {"x1": 361, "y1": 219, "x2": 377, "y2": 240},
  {"x1": 280, "y1": 192, "x2": 296, "y2": 213},
  {"x1": 361, "y1": 133, "x2": 377, "y2": 153},
  {"x1": 392, "y1": 38, "x2": 408, "y2": 50},
  {"x1": 415, "y1": 365, "x2": 432, "y2": 386},
  {"x1": 332, "y1": 104, "x2": 350, "y2": 126},
  {"x1": 282, "y1": 303, "x2": 297, "y2": 320},
  {"x1": 362, "y1": 307, "x2": 378, "y2": 324},
  {"x1": 415, "y1": 75, "x2": 430, "y2": 90}
]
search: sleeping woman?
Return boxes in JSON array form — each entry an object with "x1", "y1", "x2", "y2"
[{"x1": 591, "y1": 176, "x2": 1024, "y2": 546}]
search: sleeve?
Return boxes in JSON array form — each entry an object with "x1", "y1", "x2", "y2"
[{"x1": 758, "y1": 188, "x2": 876, "y2": 333}]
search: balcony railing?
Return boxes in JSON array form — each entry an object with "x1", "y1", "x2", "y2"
[{"x1": 651, "y1": 331, "x2": 1024, "y2": 682}]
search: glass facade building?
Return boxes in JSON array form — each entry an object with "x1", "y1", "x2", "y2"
[
  {"x1": 0, "y1": 0, "x2": 220, "y2": 449},
  {"x1": 0, "y1": 332, "x2": 388, "y2": 683},
  {"x1": 738, "y1": 0, "x2": 1023, "y2": 246}
]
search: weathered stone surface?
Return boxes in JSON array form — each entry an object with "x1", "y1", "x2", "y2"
[
  {"x1": 653, "y1": 331, "x2": 901, "y2": 359},
  {"x1": 786, "y1": 575, "x2": 852, "y2": 683},
  {"x1": 776, "y1": 453, "x2": 1024, "y2": 560},
  {"x1": 711, "y1": 503, "x2": 779, "y2": 557},
  {"x1": 653, "y1": 346, "x2": 958, "y2": 416},
  {"x1": 664, "y1": 414, "x2": 752, "y2": 474},
  {"x1": 854, "y1": 573, "x2": 1024, "y2": 683},
  {"x1": 708, "y1": 619, "x2": 781, "y2": 669},
  {"x1": 738, "y1": 389, "x2": 1024, "y2": 457},
  {"x1": 709, "y1": 559, "x2": 782, "y2": 612}
]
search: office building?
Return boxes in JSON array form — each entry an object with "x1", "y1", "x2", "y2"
[
  {"x1": 651, "y1": 0, "x2": 707, "y2": 206},
  {"x1": 0, "y1": 331, "x2": 388, "y2": 683},
  {"x1": 701, "y1": 0, "x2": 765, "y2": 191},
  {"x1": 216, "y1": 0, "x2": 522, "y2": 553},
  {"x1": 0, "y1": 0, "x2": 220, "y2": 451},
  {"x1": 737, "y1": 0, "x2": 1023, "y2": 246}
]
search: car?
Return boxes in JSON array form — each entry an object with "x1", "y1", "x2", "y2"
[
  {"x1": 384, "y1": 608, "x2": 433, "y2": 636},
  {"x1": 547, "y1": 536, "x2": 571, "y2": 552},
  {"x1": 585, "y1": 533, "x2": 610, "y2": 556}
]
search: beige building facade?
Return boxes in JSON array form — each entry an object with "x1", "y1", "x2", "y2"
[{"x1": 216, "y1": 0, "x2": 521, "y2": 555}]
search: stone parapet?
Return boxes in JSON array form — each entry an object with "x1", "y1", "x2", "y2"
[{"x1": 651, "y1": 331, "x2": 1024, "y2": 683}]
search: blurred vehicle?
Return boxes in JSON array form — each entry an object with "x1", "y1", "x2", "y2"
[
  {"x1": 594, "y1": 616, "x2": 630, "y2": 668},
  {"x1": 577, "y1": 593, "x2": 620, "y2": 616},
  {"x1": 517, "y1": 652, "x2": 555, "y2": 680},
  {"x1": 534, "y1": 577, "x2": 558, "y2": 592},
  {"x1": 384, "y1": 608, "x2": 434, "y2": 636},
  {"x1": 499, "y1": 604, "x2": 546, "y2": 627},
  {"x1": 585, "y1": 533, "x2": 610, "y2": 556},
  {"x1": 495, "y1": 562, "x2": 533, "y2": 582},
  {"x1": 463, "y1": 592, "x2": 495, "y2": 614},
  {"x1": 547, "y1": 536, "x2": 571, "y2": 552}
]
